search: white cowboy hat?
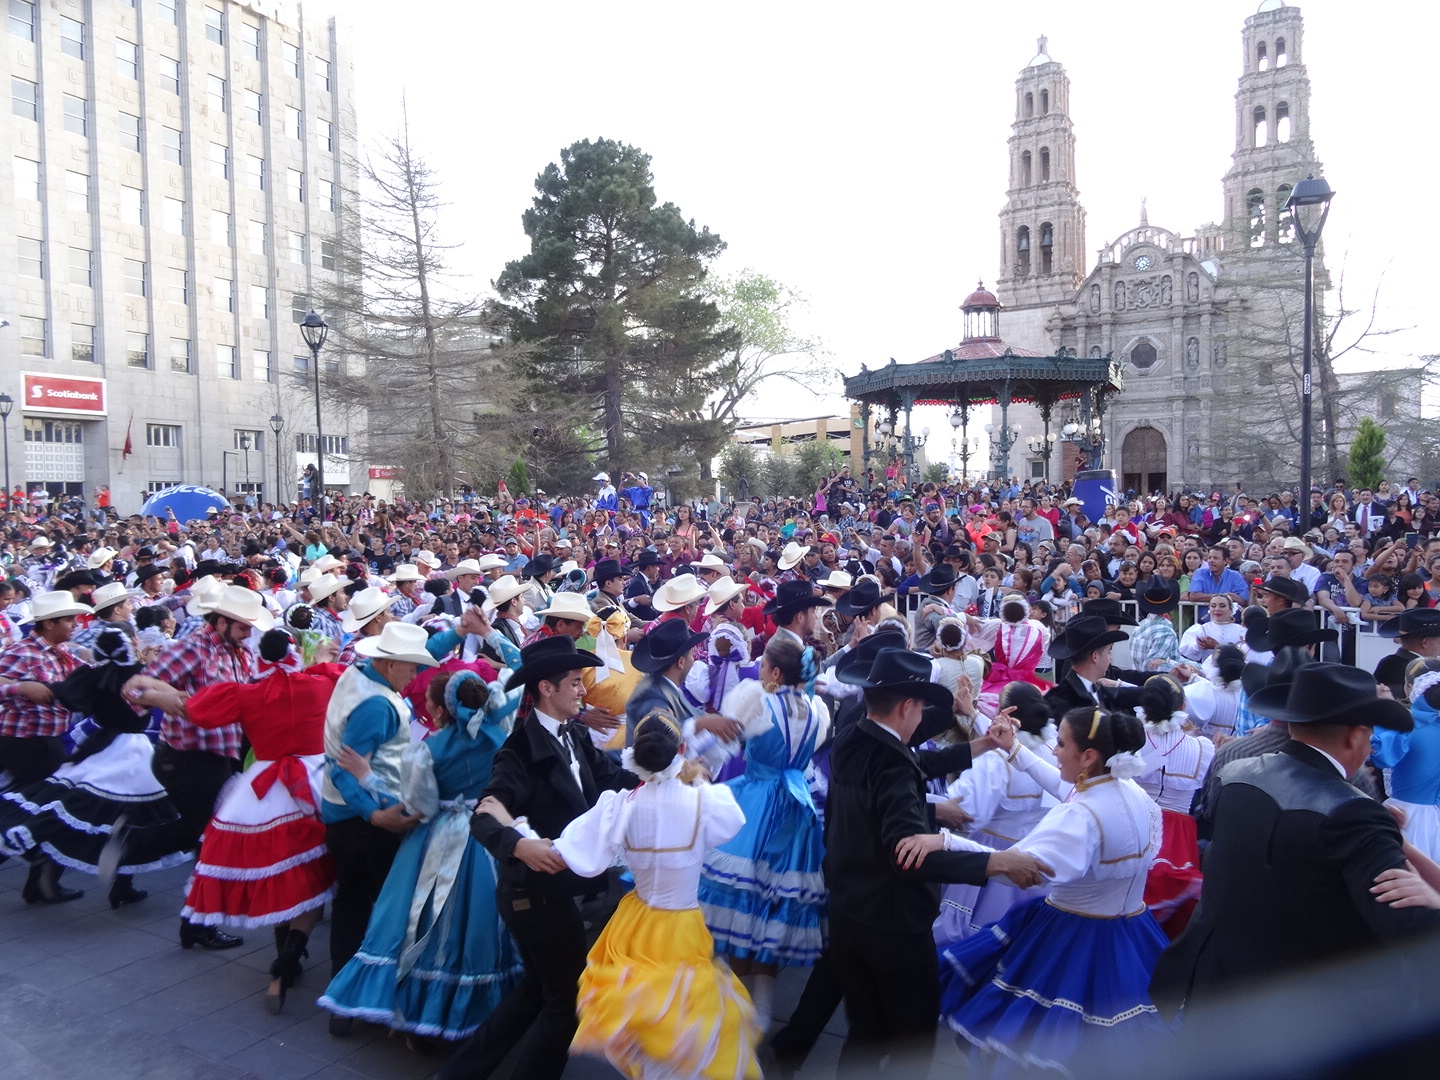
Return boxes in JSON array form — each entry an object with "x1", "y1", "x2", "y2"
[
  {"x1": 354, "y1": 622, "x2": 437, "y2": 667},
  {"x1": 593, "y1": 472, "x2": 610, "y2": 483},
  {"x1": 538, "y1": 593, "x2": 594, "y2": 622},
  {"x1": 778, "y1": 541, "x2": 807, "y2": 571},
  {"x1": 559, "y1": 560, "x2": 580, "y2": 576},
  {"x1": 819, "y1": 569, "x2": 854, "y2": 591},
  {"x1": 29, "y1": 536, "x2": 52, "y2": 550},
  {"x1": 446, "y1": 559, "x2": 483, "y2": 581},
  {"x1": 341, "y1": 586, "x2": 397, "y2": 633},
  {"x1": 704, "y1": 577, "x2": 747, "y2": 616},
  {"x1": 487, "y1": 574, "x2": 527, "y2": 607},
  {"x1": 694, "y1": 551, "x2": 729, "y2": 572},
  {"x1": 311, "y1": 554, "x2": 343, "y2": 574},
  {"x1": 185, "y1": 576, "x2": 225, "y2": 617},
  {"x1": 21, "y1": 590, "x2": 93, "y2": 623},
  {"x1": 414, "y1": 550, "x2": 439, "y2": 567},
  {"x1": 307, "y1": 574, "x2": 346, "y2": 603},
  {"x1": 89, "y1": 582, "x2": 133, "y2": 612},
  {"x1": 653, "y1": 573, "x2": 707, "y2": 612},
  {"x1": 388, "y1": 563, "x2": 424, "y2": 583},
  {"x1": 209, "y1": 585, "x2": 276, "y2": 631},
  {"x1": 86, "y1": 547, "x2": 118, "y2": 569},
  {"x1": 475, "y1": 553, "x2": 507, "y2": 573},
  {"x1": 299, "y1": 566, "x2": 323, "y2": 586}
]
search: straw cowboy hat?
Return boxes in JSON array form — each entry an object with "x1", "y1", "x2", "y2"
[
  {"x1": 777, "y1": 542, "x2": 806, "y2": 571},
  {"x1": 209, "y1": 585, "x2": 276, "y2": 631},
  {"x1": 536, "y1": 593, "x2": 594, "y2": 622},
  {"x1": 446, "y1": 559, "x2": 484, "y2": 581},
  {"x1": 818, "y1": 570, "x2": 854, "y2": 591},
  {"x1": 704, "y1": 577, "x2": 747, "y2": 616},
  {"x1": 310, "y1": 554, "x2": 343, "y2": 574},
  {"x1": 475, "y1": 553, "x2": 507, "y2": 573},
  {"x1": 185, "y1": 575, "x2": 226, "y2": 617},
  {"x1": 414, "y1": 549, "x2": 439, "y2": 568},
  {"x1": 307, "y1": 574, "x2": 347, "y2": 604},
  {"x1": 86, "y1": 546, "x2": 118, "y2": 570},
  {"x1": 694, "y1": 551, "x2": 729, "y2": 572},
  {"x1": 653, "y1": 573, "x2": 708, "y2": 613},
  {"x1": 355, "y1": 622, "x2": 438, "y2": 668},
  {"x1": 486, "y1": 574, "x2": 527, "y2": 608},
  {"x1": 29, "y1": 536, "x2": 53, "y2": 550},
  {"x1": 21, "y1": 590, "x2": 93, "y2": 624},
  {"x1": 341, "y1": 586, "x2": 397, "y2": 633},
  {"x1": 88, "y1": 582, "x2": 133, "y2": 613},
  {"x1": 388, "y1": 563, "x2": 425, "y2": 583}
]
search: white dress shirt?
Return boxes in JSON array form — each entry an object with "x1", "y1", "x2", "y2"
[{"x1": 535, "y1": 708, "x2": 583, "y2": 790}]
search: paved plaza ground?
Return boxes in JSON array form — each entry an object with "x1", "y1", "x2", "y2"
[{"x1": 0, "y1": 858, "x2": 964, "y2": 1079}]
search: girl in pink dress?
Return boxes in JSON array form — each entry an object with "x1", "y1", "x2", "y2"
[{"x1": 972, "y1": 596, "x2": 1053, "y2": 716}]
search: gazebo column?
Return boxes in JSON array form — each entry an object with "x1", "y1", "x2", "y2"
[
  {"x1": 859, "y1": 400, "x2": 872, "y2": 492},
  {"x1": 902, "y1": 391, "x2": 916, "y2": 484},
  {"x1": 996, "y1": 380, "x2": 1014, "y2": 482}
]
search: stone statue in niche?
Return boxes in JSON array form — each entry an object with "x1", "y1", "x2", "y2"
[
  {"x1": 1188, "y1": 437, "x2": 1200, "y2": 460},
  {"x1": 1186, "y1": 338, "x2": 1200, "y2": 369},
  {"x1": 1090, "y1": 345, "x2": 1102, "y2": 359},
  {"x1": 1213, "y1": 340, "x2": 1227, "y2": 367},
  {"x1": 1187, "y1": 272, "x2": 1200, "y2": 303},
  {"x1": 1114, "y1": 281, "x2": 1126, "y2": 311},
  {"x1": 1090, "y1": 284, "x2": 1101, "y2": 313},
  {"x1": 1132, "y1": 279, "x2": 1156, "y2": 308},
  {"x1": 1160, "y1": 276, "x2": 1173, "y2": 305}
]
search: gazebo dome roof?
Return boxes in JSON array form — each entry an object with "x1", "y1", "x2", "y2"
[{"x1": 962, "y1": 282, "x2": 1000, "y2": 311}]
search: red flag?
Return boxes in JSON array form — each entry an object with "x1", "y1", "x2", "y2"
[{"x1": 122, "y1": 416, "x2": 133, "y2": 459}]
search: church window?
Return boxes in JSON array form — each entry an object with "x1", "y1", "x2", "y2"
[
  {"x1": 1040, "y1": 147, "x2": 1051, "y2": 182},
  {"x1": 1130, "y1": 342, "x2": 1157, "y2": 370},
  {"x1": 1247, "y1": 189, "x2": 1267, "y2": 247},
  {"x1": 1021, "y1": 150, "x2": 1032, "y2": 186},
  {"x1": 1277, "y1": 184, "x2": 1295, "y2": 243},
  {"x1": 1024, "y1": 92, "x2": 1034, "y2": 118},
  {"x1": 1017, "y1": 226, "x2": 1031, "y2": 276},
  {"x1": 1275, "y1": 37, "x2": 1287, "y2": 67},
  {"x1": 1040, "y1": 89, "x2": 1049, "y2": 114},
  {"x1": 1252, "y1": 106, "x2": 1267, "y2": 147},
  {"x1": 1256, "y1": 41, "x2": 1268, "y2": 71},
  {"x1": 1380, "y1": 392, "x2": 1398, "y2": 419},
  {"x1": 1040, "y1": 222, "x2": 1054, "y2": 274},
  {"x1": 1275, "y1": 102, "x2": 1291, "y2": 143}
]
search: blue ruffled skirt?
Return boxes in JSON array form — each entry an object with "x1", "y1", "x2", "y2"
[
  {"x1": 318, "y1": 804, "x2": 523, "y2": 1039},
  {"x1": 938, "y1": 895, "x2": 1169, "y2": 1074}
]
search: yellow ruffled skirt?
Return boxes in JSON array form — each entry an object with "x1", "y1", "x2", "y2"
[{"x1": 574, "y1": 891, "x2": 761, "y2": 1080}]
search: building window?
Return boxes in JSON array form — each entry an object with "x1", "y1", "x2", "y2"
[
  {"x1": 214, "y1": 276, "x2": 233, "y2": 312},
  {"x1": 205, "y1": 5, "x2": 225, "y2": 45},
  {"x1": 241, "y1": 88, "x2": 262, "y2": 125},
  {"x1": 1129, "y1": 342, "x2": 1158, "y2": 370},
  {"x1": 210, "y1": 142, "x2": 230, "y2": 180},
  {"x1": 128, "y1": 333, "x2": 151, "y2": 369},
  {"x1": 253, "y1": 349, "x2": 274, "y2": 381},
  {"x1": 211, "y1": 209, "x2": 232, "y2": 246},
  {"x1": 63, "y1": 94, "x2": 87, "y2": 136},
  {"x1": 1039, "y1": 146, "x2": 1050, "y2": 182},
  {"x1": 287, "y1": 168, "x2": 303, "y2": 202},
  {"x1": 247, "y1": 154, "x2": 266, "y2": 190},
  {"x1": 116, "y1": 38, "x2": 139, "y2": 79},
  {"x1": 240, "y1": 20, "x2": 261, "y2": 60},
  {"x1": 10, "y1": 0, "x2": 34, "y2": 42},
  {"x1": 233, "y1": 429, "x2": 262, "y2": 450},
  {"x1": 1039, "y1": 221, "x2": 1054, "y2": 274},
  {"x1": 316, "y1": 56, "x2": 332, "y2": 90},
  {"x1": 13, "y1": 156, "x2": 39, "y2": 200},
  {"x1": 1247, "y1": 188, "x2": 1266, "y2": 248},
  {"x1": 1256, "y1": 41, "x2": 1268, "y2": 71},
  {"x1": 295, "y1": 433, "x2": 349, "y2": 455},
  {"x1": 165, "y1": 267, "x2": 189, "y2": 305},
  {"x1": 284, "y1": 104, "x2": 301, "y2": 139},
  {"x1": 1040, "y1": 88, "x2": 1049, "y2": 114},
  {"x1": 321, "y1": 119, "x2": 334, "y2": 152},
  {"x1": 250, "y1": 284, "x2": 270, "y2": 319},
  {"x1": 1277, "y1": 184, "x2": 1294, "y2": 244},
  {"x1": 66, "y1": 170, "x2": 90, "y2": 213},
  {"x1": 69, "y1": 247, "x2": 93, "y2": 288},
  {"x1": 162, "y1": 127, "x2": 183, "y2": 165},
  {"x1": 146, "y1": 423, "x2": 181, "y2": 448},
  {"x1": 122, "y1": 186, "x2": 145, "y2": 225},
  {"x1": 1276, "y1": 101, "x2": 1291, "y2": 143},
  {"x1": 292, "y1": 294, "x2": 309, "y2": 323},
  {"x1": 168, "y1": 338, "x2": 190, "y2": 373},
  {"x1": 71, "y1": 323, "x2": 95, "y2": 363},
  {"x1": 12, "y1": 76, "x2": 36, "y2": 120},
  {"x1": 321, "y1": 239, "x2": 337, "y2": 270},
  {"x1": 1253, "y1": 106, "x2": 1267, "y2": 148},
  {"x1": 157, "y1": 0, "x2": 177, "y2": 25},
  {"x1": 162, "y1": 197, "x2": 187, "y2": 235},
  {"x1": 1016, "y1": 225, "x2": 1030, "y2": 277},
  {"x1": 319, "y1": 178, "x2": 336, "y2": 212},
  {"x1": 217, "y1": 344, "x2": 238, "y2": 379},
  {"x1": 18, "y1": 236, "x2": 43, "y2": 278},
  {"x1": 159, "y1": 56, "x2": 181, "y2": 94},
  {"x1": 283, "y1": 40, "x2": 300, "y2": 77},
  {"x1": 1276, "y1": 36, "x2": 1287, "y2": 67},
  {"x1": 146, "y1": 479, "x2": 181, "y2": 494},
  {"x1": 59, "y1": 14, "x2": 83, "y2": 59},
  {"x1": 289, "y1": 232, "x2": 307, "y2": 265},
  {"x1": 1020, "y1": 150, "x2": 1031, "y2": 187},
  {"x1": 249, "y1": 219, "x2": 268, "y2": 255},
  {"x1": 25, "y1": 418, "x2": 83, "y2": 445},
  {"x1": 124, "y1": 258, "x2": 146, "y2": 295},
  {"x1": 1380, "y1": 392, "x2": 1398, "y2": 420},
  {"x1": 18, "y1": 316, "x2": 45, "y2": 356},
  {"x1": 206, "y1": 74, "x2": 227, "y2": 114},
  {"x1": 293, "y1": 354, "x2": 310, "y2": 376},
  {"x1": 119, "y1": 112, "x2": 141, "y2": 151}
]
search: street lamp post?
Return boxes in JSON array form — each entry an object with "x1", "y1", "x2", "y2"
[
  {"x1": 300, "y1": 310, "x2": 330, "y2": 516},
  {"x1": 1026, "y1": 433, "x2": 1058, "y2": 484},
  {"x1": 0, "y1": 394, "x2": 12, "y2": 507},
  {"x1": 239, "y1": 434, "x2": 251, "y2": 504},
  {"x1": 1283, "y1": 175, "x2": 1335, "y2": 508},
  {"x1": 221, "y1": 449, "x2": 240, "y2": 500},
  {"x1": 269, "y1": 414, "x2": 284, "y2": 506}
]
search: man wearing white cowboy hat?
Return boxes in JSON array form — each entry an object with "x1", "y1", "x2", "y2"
[
  {"x1": 431, "y1": 559, "x2": 482, "y2": 619},
  {"x1": 650, "y1": 572, "x2": 709, "y2": 637},
  {"x1": 475, "y1": 552, "x2": 507, "y2": 581},
  {"x1": 776, "y1": 541, "x2": 807, "y2": 583},
  {"x1": 130, "y1": 585, "x2": 273, "y2": 950},
  {"x1": 692, "y1": 549, "x2": 730, "y2": 588},
  {"x1": 310, "y1": 553, "x2": 345, "y2": 576},
  {"x1": 70, "y1": 581, "x2": 137, "y2": 655},
  {"x1": 336, "y1": 587, "x2": 398, "y2": 665},
  {"x1": 306, "y1": 573, "x2": 350, "y2": 642},
  {"x1": 86, "y1": 546, "x2": 119, "y2": 575},
  {"x1": 413, "y1": 549, "x2": 443, "y2": 579},
  {"x1": 0, "y1": 589, "x2": 92, "y2": 904},
  {"x1": 386, "y1": 564, "x2": 425, "y2": 618}
]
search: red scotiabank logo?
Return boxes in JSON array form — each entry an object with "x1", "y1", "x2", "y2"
[{"x1": 22, "y1": 373, "x2": 107, "y2": 416}]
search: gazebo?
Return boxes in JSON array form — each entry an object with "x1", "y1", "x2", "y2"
[{"x1": 842, "y1": 283, "x2": 1124, "y2": 483}]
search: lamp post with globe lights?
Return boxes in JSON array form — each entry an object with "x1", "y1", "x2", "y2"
[
  {"x1": 269, "y1": 414, "x2": 284, "y2": 505},
  {"x1": 1283, "y1": 174, "x2": 1335, "y2": 507},
  {"x1": 300, "y1": 310, "x2": 329, "y2": 514}
]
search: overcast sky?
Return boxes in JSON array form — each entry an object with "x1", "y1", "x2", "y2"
[{"x1": 328, "y1": 0, "x2": 1429, "y2": 436}]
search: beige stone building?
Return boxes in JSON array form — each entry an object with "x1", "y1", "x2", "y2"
[{"x1": 0, "y1": 0, "x2": 361, "y2": 511}]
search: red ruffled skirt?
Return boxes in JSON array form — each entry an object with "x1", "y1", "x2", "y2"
[{"x1": 1143, "y1": 809, "x2": 1201, "y2": 939}]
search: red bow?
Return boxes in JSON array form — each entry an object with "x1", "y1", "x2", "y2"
[{"x1": 251, "y1": 756, "x2": 316, "y2": 811}]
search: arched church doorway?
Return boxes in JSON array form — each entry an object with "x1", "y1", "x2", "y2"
[{"x1": 1121, "y1": 426, "x2": 1167, "y2": 496}]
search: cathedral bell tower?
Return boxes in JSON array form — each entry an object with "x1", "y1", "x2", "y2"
[
  {"x1": 996, "y1": 37, "x2": 1086, "y2": 309},
  {"x1": 1221, "y1": 1, "x2": 1323, "y2": 251}
]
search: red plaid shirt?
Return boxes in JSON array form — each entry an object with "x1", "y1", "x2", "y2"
[
  {"x1": 0, "y1": 635, "x2": 81, "y2": 737},
  {"x1": 147, "y1": 623, "x2": 254, "y2": 759}
]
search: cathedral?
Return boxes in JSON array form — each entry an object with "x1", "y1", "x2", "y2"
[{"x1": 986, "y1": 2, "x2": 1409, "y2": 494}]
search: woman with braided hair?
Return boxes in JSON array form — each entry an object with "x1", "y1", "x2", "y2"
[{"x1": 697, "y1": 636, "x2": 829, "y2": 1033}]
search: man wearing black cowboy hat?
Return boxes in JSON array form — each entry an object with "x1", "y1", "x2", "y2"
[
  {"x1": 624, "y1": 618, "x2": 742, "y2": 754},
  {"x1": 824, "y1": 647, "x2": 1051, "y2": 1069},
  {"x1": 1044, "y1": 614, "x2": 1132, "y2": 719},
  {"x1": 911, "y1": 563, "x2": 959, "y2": 651},
  {"x1": 1129, "y1": 577, "x2": 1183, "y2": 674},
  {"x1": 764, "y1": 578, "x2": 832, "y2": 654},
  {"x1": 442, "y1": 636, "x2": 638, "y2": 1080},
  {"x1": 1076, "y1": 596, "x2": 1192, "y2": 686},
  {"x1": 1375, "y1": 607, "x2": 1440, "y2": 699},
  {"x1": 623, "y1": 549, "x2": 663, "y2": 622},
  {"x1": 822, "y1": 578, "x2": 887, "y2": 668},
  {"x1": 1252, "y1": 573, "x2": 1310, "y2": 616},
  {"x1": 1152, "y1": 663, "x2": 1440, "y2": 1030}
]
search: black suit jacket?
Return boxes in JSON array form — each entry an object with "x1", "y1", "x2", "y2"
[
  {"x1": 471, "y1": 713, "x2": 639, "y2": 897},
  {"x1": 1044, "y1": 671, "x2": 1099, "y2": 720},
  {"x1": 1375, "y1": 647, "x2": 1420, "y2": 699},
  {"x1": 824, "y1": 718, "x2": 991, "y2": 935},
  {"x1": 1151, "y1": 740, "x2": 1440, "y2": 1016}
]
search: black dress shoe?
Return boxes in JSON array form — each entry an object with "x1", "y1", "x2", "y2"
[
  {"x1": 179, "y1": 920, "x2": 244, "y2": 950},
  {"x1": 21, "y1": 861, "x2": 84, "y2": 905},
  {"x1": 108, "y1": 876, "x2": 148, "y2": 909}
]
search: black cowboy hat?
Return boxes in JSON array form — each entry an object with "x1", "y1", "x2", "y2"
[
  {"x1": 918, "y1": 564, "x2": 958, "y2": 595},
  {"x1": 850, "y1": 647, "x2": 952, "y2": 709},
  {"x1": 1239, "y1": 645, "x2": 1311, "y2": 696},
  {"x1": 631, "y1": 618, "x2": 709, "y2": 675},
  {"x1": 1081, "y1": 597, "x2": 1138, "y2": 627},
  {"x1": 1245, "y1": 606, "x2": 1337, "y2": 653},
  {"x1": 1047, "y1": 615, "x2": 1130, "y2": 660},
  {"x1": 194, "y1": 559, "x2": 228, "y2": 579},
  {"x1": 834, "y1": 628, "x2": 910, "y2": 685},
  {"x1": 631, "y1": 550, "x2": 662, "y2": 570},
  {"x1": 1378, "y1": 607, "x2": 1440, "y2": 640},
  {"x1": 1248, "y1": 662, "x2": 1412, "y2": 731},
  {"x1": 1253, "y1": 576, "x2": 1310, "y2": 608},
  {"x1": 762, "y1": 579, "x2": 832, "y2": 618},
  {"x1": 591, "y1": 557, "x2": 625, "y2": 584},
  {"x1": 526, "y1": 554, "x2": 557, "y2": 579},
  {"x1": 133, "y1": 563, "x2": 167, "y2": 585},
  {"x1": 1137, "y1": 577, "x2": 1180, "y2": 616},
  {"x1": 504, "y1": 636, "x2": 604, "y2": 691},
  {"x1": 834, "y1": 578, "x2": 885, "y2": 617}
]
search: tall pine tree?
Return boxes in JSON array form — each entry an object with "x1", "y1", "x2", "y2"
[{"x1": 1348, "y1": 416, "x2": 1387, "y2": 491}]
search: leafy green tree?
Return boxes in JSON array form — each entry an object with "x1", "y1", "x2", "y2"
[
  {"x1": 1348, "y1": 417, "x2": 1387, "y2": 491},
  {"x1": 761, "y1": 450, "x2": 796, "y2": 499},
  {"x1": 794, "y1": 440, "x2": 844, "y2": 495},
  {"x1": 506, "y1": 457, "x2": 532, "y2": 497},
  {"x1": 718, "y1": 443, "x2": 762, "y2": 501},
  {"x1": 923, "y1": 462, "x2": 950, "y2": 485},
  {"x1": 496, "y1": 139, "x2": 736, "y2": 475}
]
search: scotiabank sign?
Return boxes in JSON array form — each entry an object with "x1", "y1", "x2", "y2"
[
  {"x1": 369, "y1": 466, "x2": 399, "y2": 480},
  {"x1": 22, "y1": 372, "x2": 107, "y2": 417}
]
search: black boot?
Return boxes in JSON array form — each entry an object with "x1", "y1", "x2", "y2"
[
  {"x1": 265, "y1": 929, "x2": 310, "y2": 1014},
  {"x1": 108, "y1": 875, "x2": 148, "y2": 909},
  {"x1": 21, "y1": 858, "x2": 84, "y2": 905},
  {"x1": 179, "y1": 919, "x2": 244, "y2": 950},
  {"x1": 274, "y1": 924, "x2": 288, "y2": 959}
]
